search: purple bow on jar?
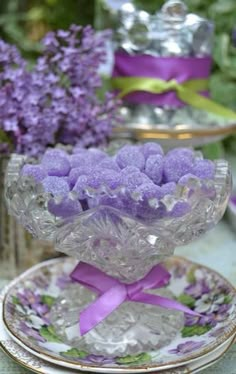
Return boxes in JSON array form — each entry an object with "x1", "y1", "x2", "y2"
[{"x1": 71, "y1": 262, "x2": 200, "y2": 335}]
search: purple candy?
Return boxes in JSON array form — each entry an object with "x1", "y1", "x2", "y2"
[
  {"x1": 131, "y1": 182, "x2": 163, "y2": 202},
  {"x1": 160, "y1": 182, "x2": 177, "y2": 197},
  {"x1": 87, "y1": 170, "x2": 122, "y2": 191},
  {"x1": 178, "y1": 173, "x2": 200, "y2": 186},
  {"x1": 145, "y1": 154, "x2": 164, "y2": 185},
  {"x1": 42, "y1": 176, "x2": 70, "y2": 196},
  {"x1": 73, "y1": 175, "x2": 89, "y2": 199},
  {"x1": 97, "y1": 158, "x2": 121, "y2": 172},
  {"x1": 21, "y1": 164, "x2": 47, "y2": 182},
  {"x1": 141, "y1": 142, "x2": 164, "y2": 159},
  {"x1": 43, "y1": 148, "x2": 69, "y2": 160},
  {"x1": 87, "y1": 148, "x2": 107, "y2": 162},
  {"x1": 68, "y1": 167, "x2": 92, "y2": 187},
  {"x1": 121, "y1": 171, "x2": 151, "y2": 192},
  {"x1": 41, "y1": 155, "x2": 71, "y2": 177},
  {"x1": 48, "y1": 197, "x2": 82, "y2": 218},
  {"x1": 72, "y1": 147, "x2": 87, "y2": 154},
  {"x1": 163, "y1": 153, "x2": 193, "y2": 183},
  {"x1": 97, "y1": 195, "x2": 125, "y2": 211},
  {"x1": 166, "y1": 147, "x2": 194, "y2": 159},
  {"x1": 120, "y1": 166, "x2": 140, "y2": 175},
  {"x1": 132, "y1": 183, "x2": 165, "y2": 220},
  {"x1": 191, "y1": 160, "x2": 215, "y2": 180},
  {"x1": 169, "y1": 201, "x2": 190, "y2": 218},
  {"x1": 70, "y1": 154, "x2": 92, "y2": 169},
  {"x1": 116, "y1": 145, "x2": 145, "y2": 170}
]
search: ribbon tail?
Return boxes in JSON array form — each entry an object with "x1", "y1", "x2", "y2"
[
  {"x1": 79, "y1": 284, "x2": 127, "y2": 336},
  {"x1": 177, "y1": 86, "x2": 236, "y2": 120},
  {"x1": 133, "y1": 292, "x2": 201, "y2": 317}
]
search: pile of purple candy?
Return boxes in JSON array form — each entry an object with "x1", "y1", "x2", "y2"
[{"x1": 21, "y1": 142, "x2": 215, "y2": 221}]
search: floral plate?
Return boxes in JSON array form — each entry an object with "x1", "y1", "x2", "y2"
[
  {"x1": 2, "y1": 256, "x2": 236, "y2": 373},
  {"x1": 0, "y1": 288, "x2": 235, "y2": 374}
]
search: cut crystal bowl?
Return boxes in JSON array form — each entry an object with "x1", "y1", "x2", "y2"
[{"x1": 4, "y1": 153, "x2": 232, "y2": 356}]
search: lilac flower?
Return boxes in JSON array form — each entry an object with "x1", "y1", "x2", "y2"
[
  {"x1": 185, "y1": 280, "x2": 210, "y2": 299},
  {"x1": 0, "y1": 26, "x2": 119, "y2": 156},
  {"x1": 20, "y1": 321, "x2": 46, "y2": 343},
  {"x1": 17, "y1": 289, "x2": 49, "y2": 318},
  {"x1": 84, "y1": 355, "x2": 115, "y2": 364},
  {"x1": 169, "y1": 341, "x2": 204, "y2": 355},
  {"x1": 56, "y1": 274, "x2": 73, "y2": 289}
]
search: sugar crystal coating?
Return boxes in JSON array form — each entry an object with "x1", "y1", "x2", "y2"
[
  {"x1": 160, "y1": 182, "x2": 177, "y2": 197},
  {"x1": 48, "y1": 197, "x2": 82, "y2": 218},
  {"x1": 163, "y1": 154, "x2": 193, "y2": 182},
  {"x1": 97, "y1": 158, "x2": 121, "y2": 172},
  {"x1": 42, "y1": 155, "x2": 71, "y2": 177},
  {"x1": 122, "y1": 171, "x2": 151, "y2": 192},
  {"x1": 120, "y1": 166, "x2": 140, "y2": 175},
  {"x1": 166, "y1": 147, "x2": 194, "y2": 159},
  {"x1": 68, "y1": 167, "x2": 92, "y2": 187},
  {"x1": 169, "y1": 201, "x2": 190, "y2": 218},
  {"x1": 70, "y1": 154, "x2": 92, "y2": 169},
  {"x1": 191, "y1": 159, "x2": 215, "y2": 180},
  {"x1": 73, "y1": 175, "x2": 89, "y2": 199},
  {"x1": 141, "y1": 142, "x2": 164, "y2": 159},
  {"x1": 87, "y1": 148, "x2": 107, "y2": 162},
  {"x1": 178, "y1": 173, "x2": 200, "y2": 186},
  {"x1": 116, "y1": 145, "x2": 145, "y2": 170},
  {"x1": 145, "y1": 154, "x2": 164, "y2": 185},
  {"x1": 43, "y1": 148, "x2": 69, "y2": 160},
  {"x1": 21, "y1": 164, "x2": 47, "y2": 182},
  {"x1": 42, "y1": 176, "x2": 70, "y2": 196}
]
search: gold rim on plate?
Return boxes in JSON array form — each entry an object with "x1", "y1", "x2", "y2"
[
  {"x1": 113, "y1": 123, "x2": 236, "y2": 140},
  {"x1": 2, "y1": 256, "x2": 236, "y2": 372}
]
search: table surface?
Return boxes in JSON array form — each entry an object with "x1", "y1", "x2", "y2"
[{"x1": 0, "y1": 154, "x2": 236, "y2": 373}]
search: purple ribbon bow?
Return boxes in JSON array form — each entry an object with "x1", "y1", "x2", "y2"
[{"x1": 71, "y1": 262, "x2": 200, "y2": 336}]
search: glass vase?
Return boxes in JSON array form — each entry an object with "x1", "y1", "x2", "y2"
[{"x1": 4, "y1": 153, "x2": 231, "y2": 356}]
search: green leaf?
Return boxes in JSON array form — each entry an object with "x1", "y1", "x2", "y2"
[
  {"x1": 11, "y1": 296, "x2": 20, "y2": 305},
  {"x1": 181, "y1": 325, "x2": 212, "y2": 338},
  {"x1": 116, "y1": 352, "x2": 151, "y2": 365},
  {"x1": 39, "y1": 326, "x2": 62, "y2": 343},
  {"x1": 41, "y1": 295, "x2": 56, "y2": 308},
  {"x1": 200, "y1": 142, "x2": 225, "y2": 160},
  {"x1": 186, "y1": 267, "x2": 197, "y2": 284},
  {"x1": 61, "y1": 348, "x2": 88, "y2": 359},
  {"x1": 178, "y1": 294, "x2": 196, "y2": 309},
  {"x1": 224, "y1": 295, "x2": 233, "y2": 304}
]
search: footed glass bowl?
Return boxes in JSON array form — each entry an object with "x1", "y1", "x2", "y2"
[{"x1": 4, "y1": 153, "x2": 232, "y2": 356}]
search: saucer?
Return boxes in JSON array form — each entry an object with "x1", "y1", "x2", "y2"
[
  {"x1": 1, "y1": 287, "x2": 235, "y2": 374},
  {"x1": 2, "y1": 256, "x2": 236, "y2": 372}
]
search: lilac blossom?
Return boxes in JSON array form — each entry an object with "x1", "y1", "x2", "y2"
[
  {"x1": 20, "y1": 321, "x2": 46, "y2": 343},
  {"x1": 0, "y1": 26, "x2": 119, "y2": 156},
  {"x1": 169, "y1": 341, "x2": 204, "y2": 355},
  {"x1": 17, "y1": 289, "x2": 49, "y2": 318}
]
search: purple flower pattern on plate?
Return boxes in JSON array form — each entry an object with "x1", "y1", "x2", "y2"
[{"x1": 3, "y1": 257, "x2": 236, "y2": 369}]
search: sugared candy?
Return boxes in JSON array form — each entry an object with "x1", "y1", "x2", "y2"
[
  {"x1": 145, "y1": 154, "x2": 164, "y2": 184},
  {"x1": 21, "y1": 164, "x2": 47, "y2": 182},
  {"x1": 116, "y1": 145, "x2": 145, "y2": 170},
  {"x1": 141, "y1": 142, "x2": 164, "y2": 159},
  {"x1": 191, "y1": 159, "x2": 215, "y2": 179},
  {"x1": 48, "y1": 197, "x2": 82, "y2": 218},
  {"x1": 22, "y1": 143, "x2": 216, "y2": 222},
  {"x1": 42, "y1": 176, "x2": 70, "y2": 196},
  {"x1": 163, "y1": 152, "x2": 193, "y2": 182},
  {"x1": 42, "y1": 156, "x2": 70, "y2": 177}
]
